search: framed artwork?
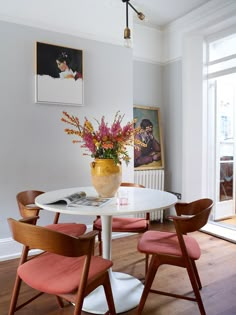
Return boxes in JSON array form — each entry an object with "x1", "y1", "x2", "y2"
[
  {"x1": 133, "y1": 105, "x2": 164, "y2": 170},
  {"x1": 35, "y1": 42, "x2": 83, "y2": 106}
]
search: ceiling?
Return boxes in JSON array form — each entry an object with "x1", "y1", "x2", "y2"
[{"x1": 131, "y1": 0, "x2": 211, "y2": 27}]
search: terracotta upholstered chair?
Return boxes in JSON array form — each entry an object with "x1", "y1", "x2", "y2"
[
  {"x1": 137, "y1": 198, "x2": 213, "y2": 315},
  {"x1": 16, "y1": 190, "x2": 86, "y2": 237},
  {"x1": 93, "y1": 182, "x2": 149, "y2": 256},
  {"x1": 7, "y1": 217, "x2": 116, "y2": 315}
]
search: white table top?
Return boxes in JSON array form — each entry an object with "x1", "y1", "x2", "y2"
[{"x1": 35, "y1": 186, "x2": 177, "y2": 216}]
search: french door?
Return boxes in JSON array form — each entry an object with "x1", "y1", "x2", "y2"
[
  {"x1": 211, "y1": 74, "x2": 235, "y2": 220},
  {"x1": 206, "y1": 32, "x2": 236, "y2": 221}
]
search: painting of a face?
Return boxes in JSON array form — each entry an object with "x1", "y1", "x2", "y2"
[
  {"x1": 56, "y1": 60, "x2": 68, "y2": 72},
  {"x1": 36, "y1": 42, "x2": 83, "y2": 105}
]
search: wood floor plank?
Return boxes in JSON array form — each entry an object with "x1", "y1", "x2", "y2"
[{"x1": 1, "y1": 221, "x2": 236, "y2": 315}]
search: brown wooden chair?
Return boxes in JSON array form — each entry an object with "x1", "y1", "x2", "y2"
[
  {"x1": 137, "y1": 198, "x2": 213, "y2": 315},
  {"x1": 93, "y1": 182, "x2": 149, "y2": 256},
  {"x1": 16, "y1": 190, "x2": 87, "y2": 237},
  {"x1": 7, "y1": 217, "x2": 116, "y2": 315}
]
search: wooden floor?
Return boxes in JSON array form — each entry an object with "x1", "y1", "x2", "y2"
[
  {"x1": 219, "y1": 215, "x2": 236, "y2": 227},
  {"x1": 1, "y1": 221, "x2": 236, "y2": 315}
]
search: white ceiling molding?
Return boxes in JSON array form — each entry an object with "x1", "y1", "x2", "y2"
[
  {"x1": 131, "y1": 0, "x2": 236, "y2": 64},
  {"x1": 132, "y1": 0, "x2": 211, "y2": 28},
  {"x1": 163, "y1": 0, "x2": 236, "y2": 32},
  {"x1": 162, "y1": 0, "x2": 236, "y2": 63}
]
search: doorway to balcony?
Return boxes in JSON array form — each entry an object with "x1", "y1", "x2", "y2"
[{"x1": 206, "y1": 30, "x2": 236, "y2": 238}]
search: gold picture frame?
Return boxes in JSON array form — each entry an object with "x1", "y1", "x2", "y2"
[{"x1": 133, "y1": 105, "x2": 164, "y2": 170}]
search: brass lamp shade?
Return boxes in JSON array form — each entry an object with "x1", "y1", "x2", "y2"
[
  {"x1": 124, "y1": 27, "x2": 131, "y2": 39},
  {"x1": 138, "y1": 12, "x2": 145, "y2": 20}
]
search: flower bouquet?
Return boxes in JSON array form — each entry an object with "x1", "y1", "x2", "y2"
[{"x1": 61, "y1": 111, "x2": 144, "y2": 165}]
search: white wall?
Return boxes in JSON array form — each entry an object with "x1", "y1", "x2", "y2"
[
  {"x1": 133, "y1": 23, "x2": 162, "y2": 64},
  {"x1": 0, "y1": 0, "x2": 126, "y2": 46},
  {"x1": 162, "y1": 60, "x2": 182, "y2": 195},
  {"x1": 133, "y1": 61, "x2": 163, "y2": 106},
  {"x1": 0, "y1": 0, "x2": 137, "y2": 261},
  {"x1": 0, "y1": 20, "x2": 133, "y2": 240}
]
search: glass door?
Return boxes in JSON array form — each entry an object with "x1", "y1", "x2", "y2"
[
  {"x1": 206, "y1": 32, "x2": 236, "y2": 222},
  {"x1": 213, "y1": 74, "x2": 235, "y2": 220}
]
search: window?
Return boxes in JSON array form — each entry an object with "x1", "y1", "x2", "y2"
[{"x1": 208, "y1": 33, "x2": 236, "y2": 62}]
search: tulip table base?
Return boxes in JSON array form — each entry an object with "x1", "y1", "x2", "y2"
[{"x1": 82, "y1": 270, "x2": 144, "y2": 314}]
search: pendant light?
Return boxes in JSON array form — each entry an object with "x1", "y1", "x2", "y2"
[{"x1": 122, "y1": 0, "x2": 145, "y2": 48}]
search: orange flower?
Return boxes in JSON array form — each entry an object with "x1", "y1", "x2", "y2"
[{"x1": 102, "y1": 142, "x2": 114, "y2": 149}]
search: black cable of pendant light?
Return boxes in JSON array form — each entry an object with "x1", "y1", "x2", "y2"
[
  {"x1": 124, "y1": 0, "x2": 130, "y2": 39},
  {"x1": 122, "y1": 0, "x2": 145, "y2": 43}
]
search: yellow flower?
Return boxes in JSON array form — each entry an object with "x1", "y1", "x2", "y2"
[{"x1": 84, "y1": 120, "x2": 94, "y2": 132}]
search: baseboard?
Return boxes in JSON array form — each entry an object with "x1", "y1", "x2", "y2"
[{"x1": 0, "y1": 237, "x2": 23, "y2": 261}]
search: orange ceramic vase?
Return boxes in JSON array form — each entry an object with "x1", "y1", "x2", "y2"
[{"x1": 91, "y1": 159, "x2": 122, "y2": 198}]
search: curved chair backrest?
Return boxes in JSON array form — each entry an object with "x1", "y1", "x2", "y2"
[
  {"x1": 173, "y1": 198, "x2": 213, "y2": 235},
  {"x1": 8, "y1": 218, "x2": 96, "y2": 257},
  {"x1": 175, "y1": 198, "x2": 213, "y2": 216},
  {"x1": 16, "y1": 190, "x2": 44, "y2": 218}
]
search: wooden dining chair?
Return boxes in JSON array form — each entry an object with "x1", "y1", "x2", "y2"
[
  {"x1": 137, "y1": 198, "x2": 213, "y2": 315},
  {"x1": 93, "y1": 182, "x2": 149, "y2": 256},
  {"x1": 16, "y1": 190, "x2": 87, "y2": 237},
  {"x1": 7, "y1": 217, "x2": 116, "y2": 315}
]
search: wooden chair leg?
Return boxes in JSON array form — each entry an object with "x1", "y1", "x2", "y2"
[
  {"x1": 186, "y1": 263, "x2": 206, "y2": 315},
  {"x1": 103, "y1": 272, "x2": 116, "y2": 315},
  {"x1": 145, "y1": 254, "x2": 149, "y2": 277},
  {"x1": 98, "y1": 230, "x2": 102, "y2": 256},
  {"x1": 73, "y1": 296, "x2": 83, "y2": 315},
  {"x1": 8, "y1": 275, "x2": 22, "y2": 315},
  {"x1": 53, "y1": 212, "x2": 60, "y2": 224},
  {"x1": 137, "y1": 256, "x2": 159, "y2": 315},
  {"x1": 56, "y1": 296, "x2": 65, "y2": 308},
  {"x1": 191, "y1": 260, "x2": 202, "y2": 289}
]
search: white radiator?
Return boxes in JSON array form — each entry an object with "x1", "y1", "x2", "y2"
[{"x1": 134, "y1": 169, "x2": 165, "y2": 222}]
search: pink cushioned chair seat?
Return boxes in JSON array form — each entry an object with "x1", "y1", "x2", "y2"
[
  {"x1": 18, "y1": 252, "x2": 113, "y2": 295},
  {"x1": 45, "y1": 223, "x2": 86, "y2": 237},
  {"x1": 94, "y1": 217, "x2": 147, "y2": 232},
  {"x1": 138, "y1": 230, "x2": 201, "y2": 260}
]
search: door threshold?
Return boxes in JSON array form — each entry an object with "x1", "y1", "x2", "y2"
[{"x1": 201, "y1": 222, "x2": 236, "y2": 243}]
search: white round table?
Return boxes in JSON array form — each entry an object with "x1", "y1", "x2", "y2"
[{"x1": 36, "y1": 186, "x2": 177, "y2": 314}]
